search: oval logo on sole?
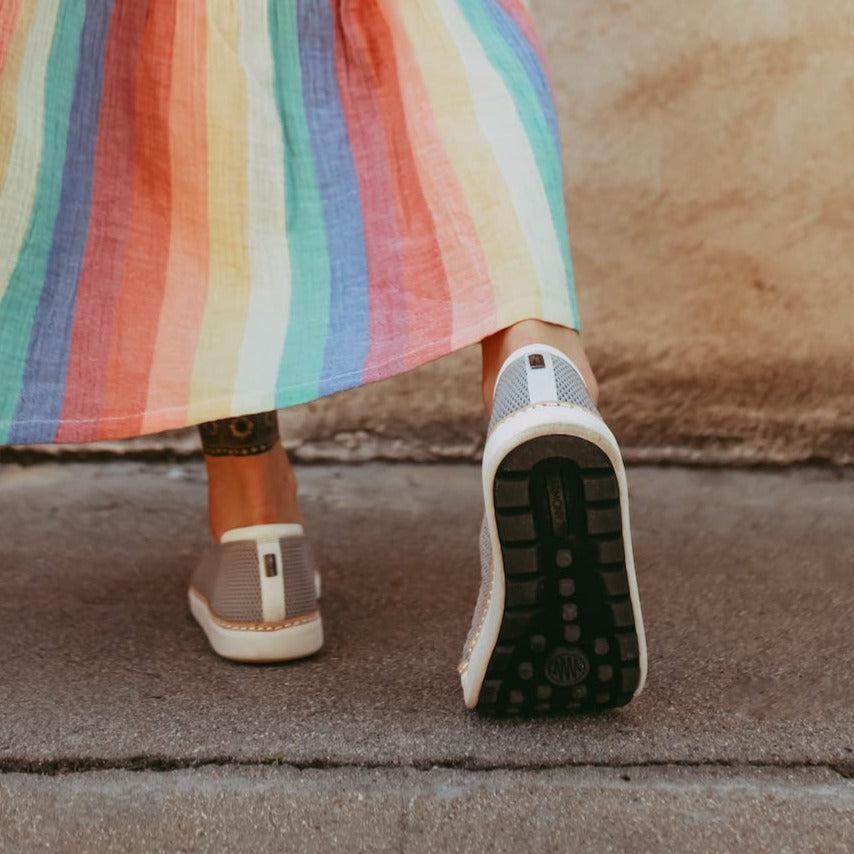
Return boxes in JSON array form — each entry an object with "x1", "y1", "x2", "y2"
[{"x1": 544, "y1": 648, "x2": 590, "y2": 686}]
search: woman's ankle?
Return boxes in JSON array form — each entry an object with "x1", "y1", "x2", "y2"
[
  {"x1": 205, "y1": 444, "x2": 303, "y2": 540},
  {"x1": 480, "y1": 320, "x2": 599, "y2": 414}
]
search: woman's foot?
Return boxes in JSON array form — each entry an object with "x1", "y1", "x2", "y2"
[
  {"x1": 188, "y1": 520, "x2": 323, "y2": 663},
  {"x1": 189, "y1": 412, "x2": 323, "y2": 662},
  {"x1": 460, "y1": 331, "x2": 647, "y2": 714}
]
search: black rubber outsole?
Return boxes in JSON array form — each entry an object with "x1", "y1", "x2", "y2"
[{"x1": 476, "y1": 434, "x2": 642, "y2": 716}]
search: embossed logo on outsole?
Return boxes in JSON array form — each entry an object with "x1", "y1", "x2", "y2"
[{"x1": 544, "y1": 648, "x2": 589, "y2": 686}]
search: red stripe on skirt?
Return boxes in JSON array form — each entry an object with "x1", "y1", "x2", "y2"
[
  {"x1": 56, "y1": 0, "x2": 149, "y2": 443},
  {"x1": 344, "y1": 0, "x2": 454, "y2": 377},
  {"x1": 0, "y1": 0, "x2": 22, "y2": 75},
  {"x1": 381, "y1": 3, "x2": 496, "y2": 348},
  {"x1": 97, "y1": 0, "x2": 177, "y2": 438},
  {"x1": 139, "y1": 2, "x2": 209, "y2": 434}
]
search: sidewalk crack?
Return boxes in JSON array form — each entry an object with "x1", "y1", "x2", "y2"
[{"x1": 1, "y1": 756, "x2": 852, "y2": 778}]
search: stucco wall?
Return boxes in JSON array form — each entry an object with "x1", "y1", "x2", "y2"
[
  {"x1": 14, "y1": 0, "x2": 853, "y2": 463},
  {"x1": 543, "y1": 0, "x2": 854, "y2": 461}
]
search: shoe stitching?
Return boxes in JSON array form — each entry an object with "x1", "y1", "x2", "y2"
[
  {"x1": 458, "y1": 564, "x2": 494, "y2": 675},
  {"x1": 190, "y1": 586, "x2": 320, "y2": 632},
  {"x1": 210, "y1": 611, "x2": 320, "y2": 633}
]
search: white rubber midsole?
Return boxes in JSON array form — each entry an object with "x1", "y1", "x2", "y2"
[
  {"x1": 461, "y1": 403, "x2": 648, "y2": 708},
  {"x1": 188, "y1": 586, "x2": 323, "y2": 663}
]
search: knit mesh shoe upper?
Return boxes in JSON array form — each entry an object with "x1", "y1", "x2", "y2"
[
  {"x1": 191, "y1": 529, "x2": 317, "y2": 624},
  {"x1": 486, "y1": 348, "x2": 597, "y2": 435}
]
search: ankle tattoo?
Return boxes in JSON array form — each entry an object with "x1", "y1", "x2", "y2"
[{"x1": 199, "y1": 412, "x2": 280, "y2": 457}]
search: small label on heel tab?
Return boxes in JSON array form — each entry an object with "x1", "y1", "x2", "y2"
[
  {"x1": 528, "y1": 353, "x2": 546, "y2": 369},
  {"x1": 263, "y1": 553, "x2": 279, "y2": 577}
]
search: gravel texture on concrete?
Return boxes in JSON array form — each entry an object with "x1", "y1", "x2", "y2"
[
  {"x1": 0, "y1": 462, "x2": 852, "y2": 771},
  {"x1": 1, "y1": 766, "x2": 852, "y2": 853}
]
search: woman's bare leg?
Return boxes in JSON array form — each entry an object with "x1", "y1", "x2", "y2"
[
  {"x1": 198, "y1": 413, "x2": 302, "y2": 541},
  {"x1": 190, "y1": 412, "x2": 322, "y2": 662}
]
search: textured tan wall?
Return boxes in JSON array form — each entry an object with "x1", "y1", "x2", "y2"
[
  {"x1": 18, "y1": 0, "x2": 854, "y2": 463},
  {"x1": 542, "y1": 0, "x2": 854, "y2": 461}
]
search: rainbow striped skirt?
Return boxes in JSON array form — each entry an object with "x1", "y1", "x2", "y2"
[{"x1": 0, "y1": 0, "x2": 578, "y2": 445}]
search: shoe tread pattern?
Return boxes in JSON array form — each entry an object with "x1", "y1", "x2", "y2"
[{"x1": 477, "y1": 435, "x2": 641, "y2": 716}]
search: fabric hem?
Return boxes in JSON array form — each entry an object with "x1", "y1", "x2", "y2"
[{"x1": 2, "y1": 294, "x2": 579, "y2": 445}]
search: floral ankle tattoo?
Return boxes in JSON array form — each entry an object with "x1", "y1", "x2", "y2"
[{"x1": 198, "y1": 412, "x2": 280, "y2": 457}]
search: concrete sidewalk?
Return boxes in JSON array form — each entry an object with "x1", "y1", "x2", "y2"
[{"x1": 0, "y1": 461, "x2": 852, "y2": 851}]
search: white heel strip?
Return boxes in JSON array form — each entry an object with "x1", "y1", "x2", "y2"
[{"x1": 220, "y1": 523, "x2": 304, "y2": 543}]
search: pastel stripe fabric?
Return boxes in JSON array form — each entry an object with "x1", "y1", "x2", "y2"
[{"x1": 0, "y1": 0, "x2": 579, "y2": 445}]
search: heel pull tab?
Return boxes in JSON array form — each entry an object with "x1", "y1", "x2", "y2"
[{"x1": 525, "y1": 351, "x2": 558, "y2": 404}]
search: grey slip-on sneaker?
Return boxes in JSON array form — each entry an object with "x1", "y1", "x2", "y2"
[
  {"x1": 189, "y1": 523, "x2": 323, "y2": 662},
  {"x1": 459, "y1": 343, "x2": 647, "y2": 714}
]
